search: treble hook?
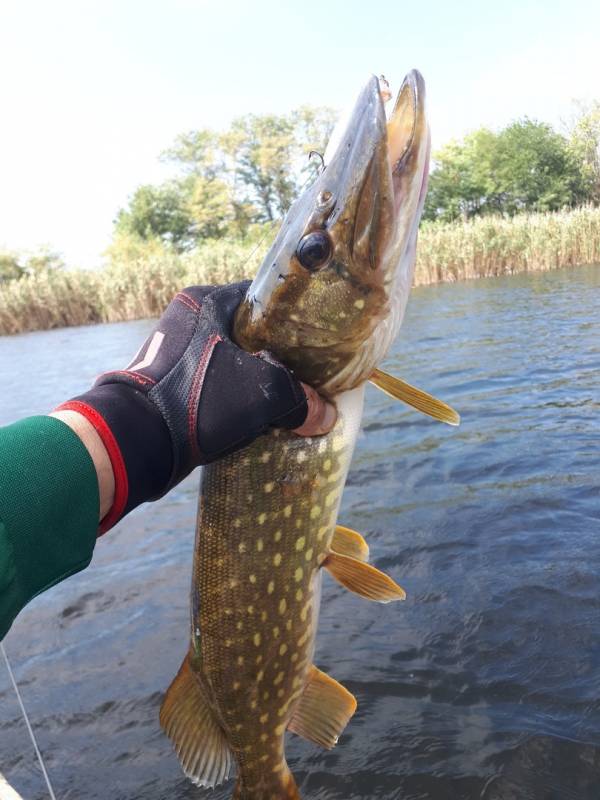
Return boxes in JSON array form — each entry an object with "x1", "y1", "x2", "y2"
[{"x1": 308, "y1": 150, "x2": 326, "y2": 174}]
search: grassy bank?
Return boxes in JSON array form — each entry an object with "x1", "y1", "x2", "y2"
[{"x1": 1, "y1": 206, "x2": 599, "y2": 335}]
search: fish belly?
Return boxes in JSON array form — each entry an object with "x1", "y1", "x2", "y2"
[{"x1": 190, "y1": 386, "x2": 365, "y2": 792}]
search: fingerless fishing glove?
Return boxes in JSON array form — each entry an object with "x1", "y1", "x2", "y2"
[{"x1": 56, "y1": 282, "x2": 308, "y2": 532}]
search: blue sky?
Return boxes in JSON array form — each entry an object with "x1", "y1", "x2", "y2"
[{"x1": 1, "y1": 0, "x2": 599, "y2": 267}]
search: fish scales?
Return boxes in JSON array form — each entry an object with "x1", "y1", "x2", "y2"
[{"x1": 193, "y1": 388, "x2": 364, "y2": 797}]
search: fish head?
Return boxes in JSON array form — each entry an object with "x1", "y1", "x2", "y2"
[{"x1": 234, "y1": 70, "x2": 430, "y2": 396}]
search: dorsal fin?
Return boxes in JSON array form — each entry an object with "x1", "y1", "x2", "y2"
[
  {"x1": 370, "y1": 367, "x2": 460, "y2": 426},
  {"x1": 288, "y1": 665, "x2": 357, "y2": 749}
]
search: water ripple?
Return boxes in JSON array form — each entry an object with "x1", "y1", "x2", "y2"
[{"x1": 1, "y1": 265, "x2": 600, "y2": 798}]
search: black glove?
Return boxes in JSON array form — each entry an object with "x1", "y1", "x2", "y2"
[{"x1": 56, "y1": 282, "x2": 308, "y2": 532}]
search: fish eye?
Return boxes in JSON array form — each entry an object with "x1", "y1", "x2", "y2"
[{"x1": 296, "y1": 231, "x2": 332, "y2": 271}]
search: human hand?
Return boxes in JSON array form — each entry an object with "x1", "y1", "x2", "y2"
[{"x1": 54, "y1": 282, "x2": 336, "y2": 531}]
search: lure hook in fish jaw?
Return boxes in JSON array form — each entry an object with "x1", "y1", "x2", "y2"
[{"x1": 308, "y1": 149, "x2": 326, "y2": 174}]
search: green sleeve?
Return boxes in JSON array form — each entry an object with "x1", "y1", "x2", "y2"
[{"x1": 0, "y1": 416, "x2": 100, "y2": 640}]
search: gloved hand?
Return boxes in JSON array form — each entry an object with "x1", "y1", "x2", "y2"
[{"x1": 56, "y1": 282, "x2": 335, "y2": 532}]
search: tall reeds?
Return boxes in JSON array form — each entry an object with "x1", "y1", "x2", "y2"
[
  {"x1": 1, "y1": 206, "x2": 599, "y2": 335},
  {"x1": 414, "y1": 205, "x2": 600, "y2": 284},
  {"x1": 0, "y1": 241, "x2": 260, "y2": 335}
]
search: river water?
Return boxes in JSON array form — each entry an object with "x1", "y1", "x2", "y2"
[{"x1": 0, "y1": 264, "x2": 599, "y2": 800}]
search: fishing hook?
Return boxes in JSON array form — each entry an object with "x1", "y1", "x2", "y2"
[
  {"x1": 308, "y1": 150, "x2": 326, "y2": 174},
  {"x1": 237, "y1": 162, "x2": 324, "y2": 275}
]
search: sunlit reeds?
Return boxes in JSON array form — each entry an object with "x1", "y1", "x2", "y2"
[
  {"x1": 415, "y1": 205, "x2": 600, "y2": 284},
  {"x1": 0, "y1": 240, "x2": 261, "y2": 335},
  {"x1": 1, "y1": 206, "x2": 599, "y2": 335}
]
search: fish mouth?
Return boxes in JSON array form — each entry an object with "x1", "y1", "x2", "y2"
[
  {"x1": 327, "y1": 69, "x2": 429, "y2": 284},
  {"x1": 387, "y1": 70, "x2": 429, "y2": 211}
]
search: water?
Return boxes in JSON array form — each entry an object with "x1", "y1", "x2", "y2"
[{"x1": 1, "y1": 265, "x2": 599, "y2": 800}]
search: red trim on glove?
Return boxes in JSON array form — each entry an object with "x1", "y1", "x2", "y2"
[
  {"x1": 55, "y1": 400, "x2": 129, "y2": 536},
  {"x1": 188, "y1": 333, "x2": 222, "y2": 459},
  {"x1": 176, "y1": 292, "x2": 203, "y2": 313}
]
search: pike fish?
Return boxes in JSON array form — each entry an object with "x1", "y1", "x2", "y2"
[{"x1": 160, "y1": 70, "x2": 457, "y2": 799}]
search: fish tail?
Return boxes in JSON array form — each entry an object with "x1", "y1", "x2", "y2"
[{"x1": 233, "y1": 764, "x2": 300, "y2": 800}]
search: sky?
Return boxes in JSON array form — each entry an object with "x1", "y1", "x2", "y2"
[{"x1": 1, "y1": 0, "x2": 599, "y2": 268}]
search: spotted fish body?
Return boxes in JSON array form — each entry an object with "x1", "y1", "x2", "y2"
[
  {"x1": 160, "y1": 71, "x2": 431, "y2": 798},
  {"x1": 195, "y1": 388, "x2": 363, "y2": 795}
]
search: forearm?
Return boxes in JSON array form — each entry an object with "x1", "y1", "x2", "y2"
[
  {"x1": 48, "y1": 383, "x2": 332, "y2": 527},
  {"x1": 0, "y1": 282, "x2": 337, "y2": 642},
  {"x1": 50, "y1": 410, "x2": 115, "y2": 521},
  {"x1": 0, "y1": 416, "x2": 100, "y2": 640},
  {"x1": 49, "y1": 390, "x2": 331, "y2": 525}
]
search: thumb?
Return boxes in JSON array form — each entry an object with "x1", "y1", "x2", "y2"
[{"x1": 293, "y1": 383, "x2": 337, "y2": 437}]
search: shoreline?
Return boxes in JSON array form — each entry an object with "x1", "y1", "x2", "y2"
[{"x1": 1, "y1": 206, "x2": 599, "y2": 336}]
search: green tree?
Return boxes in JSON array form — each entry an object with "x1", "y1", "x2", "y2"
[
  {"x1": 161, "y1": 107, "x2": 338, "y2": 223},
  {"x1": 222, "y1": 114, "x2": 297, "y2": 222},
  {"x1": 424, "y1": 130, "x2": 498, "y2": 221},
  {"x1": 115, "y1": 182, "x2": 195, "y2": 252},
  {"x1": 424, "y1": 120, "x2": 586, "y2": 221},
  {"x1": 567, "y1": 100, "x2": 600, "y2": 205},
  {"x1": 222, "y1": 107, "x2": 338, "y2": 222},
  {"x1": 291, "y1": 105, "x2": 339, "y2": 183},
  {"x1": 24, "y1": 246, "x2": 65, "y2": 274},
  {"x1": 494, "y1": 120, "x2": 586, "y2": 213},
  {"x1": 162, "y1": 129, "x2": 256, "y2": 236},
  {"x1": 0, "y1": 247, "x2": 64, "y2": 282},
  {"x1": 187, "y1": 174, "x2": 240, "y2": 239},
  {"x1": 113, "y1": 105, "x2": 339, "y2": 248},
  {"x1": 161, "y1": 129, "x2": 225, "y2": 180},
  {"x1": 0, "y1": 251, "x2": 24, "y2": 282}
]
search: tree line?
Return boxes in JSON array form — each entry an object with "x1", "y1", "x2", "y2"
[
  {"x1": 1, "y1": 100, "x2": 599, "y2": 282},
  {"x1": 0, "y1": 248, "x2": 64, "y2": 284},
  {"x1": 113, "y1": 107, "x2": 338, "y2": 254},
  {"x1": 114, "y1": 100, "x2": 600, "y2": 252},
  {"x1": 424, "y1": 106, "x2": 600, "y2": 222}
]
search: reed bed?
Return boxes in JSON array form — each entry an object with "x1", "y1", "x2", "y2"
[
  {"x1": 0, "y1": 240, "x2": 261, "y2": 335},
  {"x1": 415, "y1": 205, "x2": 600, "y2": 285},
  {"x1": 1, "y1": 206, "x2": 599, "y2": 335}
]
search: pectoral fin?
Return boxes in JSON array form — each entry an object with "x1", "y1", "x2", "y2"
[
  {"x1": 332, "y1": 525, "x2": 369, "y2": 562},
  {"x1": 288, "y1": 665, "x2": 357, "y2": 749},
  {"x1": 324, "y1": 551, "x2": 406, "y2": 602},
  {"x1": 370, "y1": 367, "x2": 460, "y2": 426},
  {"x1": 160, "y1": 651, "x2": 232, "y2": 788}
]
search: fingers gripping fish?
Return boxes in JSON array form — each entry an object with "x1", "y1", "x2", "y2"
[{"x1": 160, "y1": 71, "x2": 457, "y2": 799}]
